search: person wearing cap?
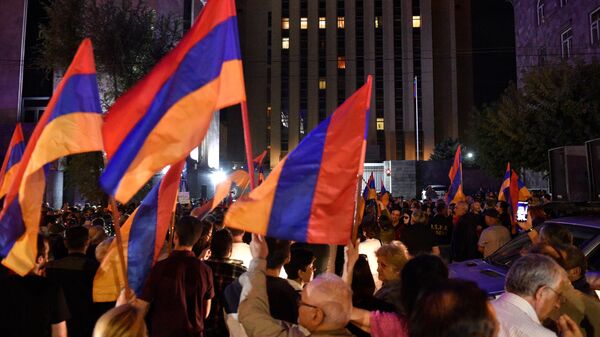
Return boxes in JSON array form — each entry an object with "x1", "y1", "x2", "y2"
[{"x1": 478, "y1": 208, "x2": 511, "y2": 258}]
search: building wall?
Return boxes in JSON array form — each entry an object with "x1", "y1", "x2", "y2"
[
  {"x1": 245, "y1": 0, "x2": 466, "y2": 167},
  {"x1": 0, "y1": 0, "x2": 26, "y2": 123},
  {"x1": 513, "y1": 0, "x2": 600, "y2": 84}
]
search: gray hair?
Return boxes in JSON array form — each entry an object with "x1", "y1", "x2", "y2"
[
  {"x1": 305, "y1": 273, "x2": 352, "y2": 328},
  {"x1": 505, "y1": 254, "x2": 566, "y2": 296}
]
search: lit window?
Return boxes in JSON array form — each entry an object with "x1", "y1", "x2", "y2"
[
  {"x1": 591, "y1": 8, "x2": 600, "y2": 45},
  {"x1": 282, "y1": 37, "x2": 290, "y2": 49},
  {"x1": 282, "y1": 18, "x2": 289, "y2": 30},
  {"x1": 537, "y1": 0, "x2": 545, "y2": 26},
  {"x1": 561, "y1": 28, "x2": 572, "y2": 59},
  {"x1": 319, "y1": 17, "x2": 326, "y2": 29},
  {"x1": 412, "y1": 16, "x2": 421, "y2": 28},
  {"x1": 319, "y1": 79, "x2": 326, "y2": 90},
  {"x1": 337, "y1": 56, "x2": 346, "y2": 69},
  {"x1": 376, "y1": 118, "x2": 384, "y2": 131},
  {"x1": 337, "y1": 17, "x2": 345, "y2": 28},
  {"x1": 301, "y1": 17, "x2": 308, "y2": 29},
  {"x1": 375, "y1": 17, "x2": 381, "y2": 28}
]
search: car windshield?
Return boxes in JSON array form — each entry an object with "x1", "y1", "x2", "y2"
[{"x1": 486, "y1": 221, "x2": 600, "y2": 268}]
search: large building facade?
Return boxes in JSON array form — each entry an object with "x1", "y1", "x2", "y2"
[
  {"x1": 512, "y1": 0, "x2": 600, "y2": 84},
  {"x1": 236, "y1": 0, "x2": 475, "y2": 167}
]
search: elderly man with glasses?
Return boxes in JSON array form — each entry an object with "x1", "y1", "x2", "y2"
[
  {"x1": 492, "y1": 254, "x2": 582, "y2": 337},
  {"x1": 239, "y1": 235, "x2": 354, "y2": 337}
]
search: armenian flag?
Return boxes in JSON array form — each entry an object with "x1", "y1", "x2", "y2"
[
  {"x1": 101, "y1": 0, "x2": 246, "y2": 203},
  {"x1": 446, "y1": 145, "x2": 465, "y2": 204},
  {"x1": 498, "y1": 163, "x2": 531, "y2": 233},
  {"x1": 0, "y1": 39, "x2": 103, "y2": 275},
  {"x1": 498, "y1": 166, "x2": 531, "y2": 202},
  {"x1": 363, "y1": 172, "x2": 376, "y2": 200},
  {"x1": 380, "y1": 179, "x2": 388, "y2": 195},
  {"x1": 254, "y1": 150, "x2": 267, "y2": 186},
  {"x1": 93, "y1": 161, "x2": 184, "y2": 301},
  {"x1": 0, "y1": 124, "x2": 25, "y2": 200},
  {"x1": 223, "y1": 77, "x2": 372, "y2": 245}
]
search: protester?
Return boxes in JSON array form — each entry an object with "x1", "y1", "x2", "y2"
[
  {"x1": 284, "y1": 248, "x2": 316, "y2": 292},
  {"x1": 223, "y1": 237, "x2": 299, "y2": 325},
  {"x1": 526, "y1": 243, "x2": 600, "y2": 336},
  {"x1": 401, "y1": 209, "x2": 439, "y2": 256},
  {"x1": 348, "y1": 254, "x2": 449, "y2": 337},
  {"x1": 138, "y1": 216, "x2": 214, "y2": 337},
  {"x1": 46, "y1": 225, "x2": 100, "y2": 337},
  {"x1": 373, "y1": 243, "x2": 409, "y2": 314},
  {"x1": 478, "y1": 208, "x2": 511, "y2": 258},
  {"x1": 204, "y1": 229, "x2": 247, "y2": 337},
  {"x1": 492, "y1": 254, "x2": 581, "y2": 337},
  {"x1": 410, "y1": 279, "x2": 497, "y2": 337},
  {"x1": 0, "y1": 235, "x2": 70, "y2": 337},
  {"x1": 93, "y1": 304, "x2": 146, "y2": 337},
  {"x1": 238, "y1": 234, "x2": 354, "y2": 337},
  {"x1": 230, "y1": 228, "x2": 252, "y2": 269},
  {"x1": 450, "y1": 201, "x2": 481, "y2": 261}
]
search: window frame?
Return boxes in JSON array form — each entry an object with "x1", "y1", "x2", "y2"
[
  {"x1": 537, "y1": 0, "x2": 545, "y2": 26},
  {"x1": 591, "y1": 7, "x2": 600, "y2": 45},
  {"x1": 561, "y1": 27, "x2": 573, "y2": 59}
]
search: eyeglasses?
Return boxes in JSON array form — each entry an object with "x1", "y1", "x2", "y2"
[
  {"x1": 298, "y1": 300, "x2": 319, "y2": 310},
  {"x1": 545, "y1": 286, "x2": 566, "y2": 304}
]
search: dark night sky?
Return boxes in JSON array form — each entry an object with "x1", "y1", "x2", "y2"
[{"x1": 471, "y1": 0, "x2": 517, "y2": 108}]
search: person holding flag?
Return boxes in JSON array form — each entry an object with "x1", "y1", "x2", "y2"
[{"x1": 93, "y1": 161, "x2": 185, "y2": 302}]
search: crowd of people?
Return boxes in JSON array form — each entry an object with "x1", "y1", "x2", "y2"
[{"x1": 1, "y1": 191, "x2": 599, "y2": 337}]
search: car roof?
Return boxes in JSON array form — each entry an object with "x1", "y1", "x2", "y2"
[{"x1": 544, "y1": 216, "x2": 600, "y2": 229}]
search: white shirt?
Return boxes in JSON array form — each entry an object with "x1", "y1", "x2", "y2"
[
  {"x1": 231, "y1": 242, "x2": 252, "y2": 269},
  {"x1": 359, "y1": 238, "x2": 382, "y2": 289},
  {"x1": 492, "y1": 292, "x2": 557, "y2": 337},
  {"x1": 286, "y1": 278, "x2": 303, "y2": 292}
]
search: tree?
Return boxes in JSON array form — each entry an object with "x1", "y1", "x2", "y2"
[
  {"x1": 469, "y1": 61, "x2": 600, "y2": 176},
  {"x1": 429, "y1": 138, "x2": 460, "y2": 161},
  {"x1": 39, "y1": 0, "x2": 182, "y2": 106},
  {"x1": 38, "y1": 0, "x2": 182, "y2": 204}
]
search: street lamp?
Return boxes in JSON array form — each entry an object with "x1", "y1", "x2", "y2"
[
  {"x1": 210, "y1": 170, "x2": 226, "y2": 185},
  {"x1": 466, "y1": 152, "x2": 474, "y2": 159}
]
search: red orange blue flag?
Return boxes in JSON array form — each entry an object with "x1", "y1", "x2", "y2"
[
  {"x1": 380, "y1": 179, "x2": 388, "y2": 195},
  {"x1": 223, "y1": 77, "x2": 372, "y2": 245},
  {"x1": 446, "y1": 145, "x2": 465, "y2": 204},
  {"x1": 498, "y1": 165, "x2": 531, "y2": 202},
  {"x1": 0, "y1": 39, "x2": 103, "y2": 275},
  {"x1": 0, "y1": 124, "x2": 25, "y2": 201},
  {"x1": 363, "y1": 172, "x2": 375, "y2": 200},
  {"x1": 100, "y1": 0, "x2": 246, "y2": 203},
  {"x1": 498, "y1": 163, "x2": 530, "y2": 233},
  {"x1": 93, "y1": 161, "x2": 184, "y2": 301},
  {"x1": 254, "y1": 150, "x2": 267, "y2": 186}
]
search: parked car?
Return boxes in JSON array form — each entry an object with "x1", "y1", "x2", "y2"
[
  {"x1": 449, "y1": 216, "x2": 600, "y2": 297},
  {"x1": 421, "y1": 185, "x2": 447, "y2": 201}
]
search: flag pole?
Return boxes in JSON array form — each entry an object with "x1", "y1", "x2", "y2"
[
  {"x1": 109, "y1": 198, "x2": 130, "y2": 294},
  {"x1": 167, "y1": 212, "x2": 176, "y2": 254},
  {"x1": 240, "y1": 101, "x2": 256, "y2": 190}
]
